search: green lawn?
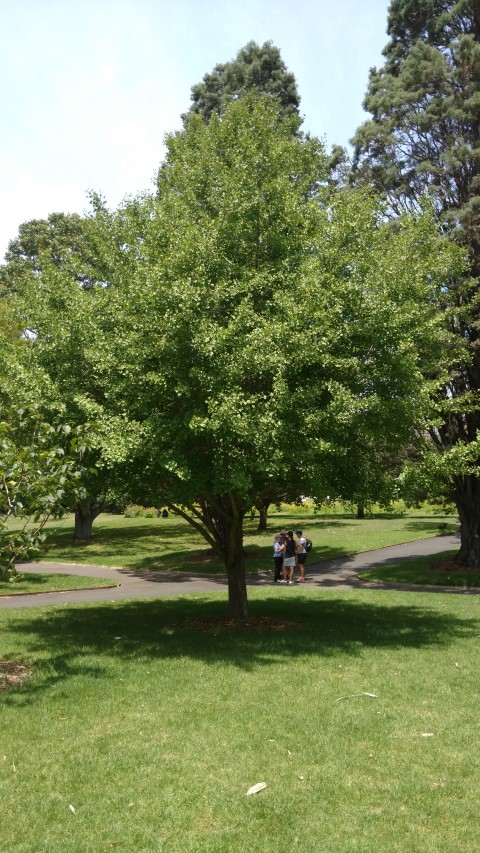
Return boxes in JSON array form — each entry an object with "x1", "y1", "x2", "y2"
[
  {"x1": 23, "y1": 504, "x2": 458, "y2": 574},
  {"x1": 360, "y1": 550, "x2": 480, "y2": 589},
  {"x1": 0, "y1": 573, "x2": 117, "y2": 596},
  {"x1": 1, "y1": 588, "x2": 479, "y2": 851}
]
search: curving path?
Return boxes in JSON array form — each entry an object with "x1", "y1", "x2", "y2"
[{"x1": 1, "y1": 533, "x2": 476, "y2": 609}]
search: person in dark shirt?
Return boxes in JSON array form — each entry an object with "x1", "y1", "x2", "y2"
[{"x1": 282, "y1": 530, "x2": 297, "y2": 585}]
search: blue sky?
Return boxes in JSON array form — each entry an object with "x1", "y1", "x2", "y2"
[{"x1": 1, "y1": 0, "x2": 390, "y2": 259}]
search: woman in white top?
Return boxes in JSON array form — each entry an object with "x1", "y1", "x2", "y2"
[{"x1": 273, "y1": 533, "x2": 285, "y2": 583}]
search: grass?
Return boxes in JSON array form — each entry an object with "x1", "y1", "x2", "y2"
[
  {"x1": 360, "y1": 550, "x2": 480, "y2": 589},
  {"x1": 15, "y1": 503, "x2": 458, "y2": 575},
  {"x1": 1, "y1": 587, "x2": 479, "y2": 851},
  {"x1": 0, "y1": 573, "x2": 117, "y2": 596}
]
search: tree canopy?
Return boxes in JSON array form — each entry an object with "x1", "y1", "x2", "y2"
[
  {"x1": 351, "y1": 0, "x2": 480, "y2": 565},
  {"x1": 0, "y1": 208, "x2": 108, "y2": 293},
  {"x1": 183, "y1": 40, "x2": 300, "y2": 124},
  {"x1": 77, "y1": 95, "x2": 458, "y2": 617},
  {"x1": 1, "y1": 201, "x2": 140, "y2": 539},
  {"x1": 0, "y1": 302, "x2": 88, "y2": 576},
  {"x1": 2, "y1": 47, "x2": 468, "y2": 607},
  {"x1": 352, "y1": 1, "x2": 480, "y2": 242}
]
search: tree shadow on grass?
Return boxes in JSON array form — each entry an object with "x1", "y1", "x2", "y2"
[
  {"x1": 42, "y1": 522, "x2": 177, "y2": 555},
  {"x1": 2, "y1": 591, "x2": 477, "y2": 704},
  {"x1": 402, "y1": 521, "x2": 458, "y2": 533},
  {"x1": 42, "y1": 527, "x2": 219, "y2": 574}
]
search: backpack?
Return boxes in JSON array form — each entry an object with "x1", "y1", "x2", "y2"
[{"x1": 304, "y1": 537, "x2": 313, "y2": 553}]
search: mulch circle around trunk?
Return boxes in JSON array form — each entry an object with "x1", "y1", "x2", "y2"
[
  {"x1": 177, "y1": 616, "x2": 303, "y2": 633},
  {"x1": 428, "y1": 558, "x2": 480, "y2": 573},
  {"x1": 0, "y1": 660, "x2": 31, "y2": 692}
]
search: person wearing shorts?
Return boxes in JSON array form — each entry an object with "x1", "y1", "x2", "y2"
[
  {"x1": 295, "y1": 529, "x2": 307, "y2": 582},
  {"x1": 282, "y1": 530, "x2": 297, "y2": 584}
]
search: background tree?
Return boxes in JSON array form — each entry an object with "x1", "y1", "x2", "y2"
[
  {"x1": 351, "y1": 0, "x2": 480, "y2": 565},
  {"x1": 0, "y1": 412, "x2": 87, "y2": 578},
  {"x1": 1, "y1": 201, "x2": 143, "y2": 540},
  {"x1": 91, "y1": 95, "x2": 458, "y2": 619},
  {"x1": 184, "y1": 40, "x2": 300, "y2": 124},
  {"x1": 0, "y1": 303, "x2": 88, "y2": 576},
  {"x1": 0, "y1": 206, "x2": 109, "y2": 293}
]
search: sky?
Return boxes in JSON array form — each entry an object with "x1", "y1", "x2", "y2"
[{"x1": 1, "y1": 0, "x2": 391, "y2": 260}]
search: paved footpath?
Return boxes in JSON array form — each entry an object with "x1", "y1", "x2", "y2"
[{"x1": 1, "y1": 533, "x2": 476, "y2": 610}]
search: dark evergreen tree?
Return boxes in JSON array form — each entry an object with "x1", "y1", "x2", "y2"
[
  {"x1": 183, "y1": 40, "x2": 300, "y2": 124},
  {"x1": 351, "y1": 0, "x2": 480, "y2": 566}
]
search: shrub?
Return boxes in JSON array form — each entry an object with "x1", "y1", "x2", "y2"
[
  {"x1": 124, "y1": 504, "x2": 145, "y2": 518},
  {"x1": 124, "y1": 505, "x2": 159, "y2": 518}
]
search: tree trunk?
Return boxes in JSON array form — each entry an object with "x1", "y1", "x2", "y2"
[
  {"x1": 255, "y1": 500, "x2": 270, "y2": 532},
  {"x1": 356, "y1": 504, "x2": 365, "y2": 519},
  {"x1": 172, "y1": 491, "x2": 249, "y2": 619},
  {"x1": 74, "y1": 499, "x2": 105, "y2": 541},
  {"x1": 454, "y1": 475, "x2": 480, "y2": 567},
  {"x1": 221, "y1": 494, "x2": 248, "y2": 619},
  {"x1": 225, "y1": 536, "x2": 248, "y2": 621}
]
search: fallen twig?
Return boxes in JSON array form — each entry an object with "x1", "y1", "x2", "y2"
[{"x1": 335, "y1": 692, "x2": 378, "y2": 702}]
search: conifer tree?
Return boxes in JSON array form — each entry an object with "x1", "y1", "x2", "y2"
[
  {"x1": 183, "y1": 40, "x2": 300, "y2": 124},
  {"x1": 352, "y1": 0, "x2": 480, "y2": 566}
]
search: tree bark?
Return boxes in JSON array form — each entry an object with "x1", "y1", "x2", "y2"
[
  {"x1": 356, "y1": 504, "x2": 365, "y2": 519},
  {"x1": 255, "y1": 499, "x2": 270, "y2": 531},
  {"x1": 74, "y1": 498, "x2": 105, "y2": 541},
  {"x1": 224, "y1": 500, "x2": 248, "y2": 620},
  {"x1": 225, "y1": 547, "x2": 248, "y2": 619},
  {"x1": 170, "y1": 491, "x2": 249, "y2": 619},
  {"x1": 454, "y1": 475, "x2": 480, "y2": 567}
]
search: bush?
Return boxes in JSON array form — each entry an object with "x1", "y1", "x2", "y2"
[
  {"x1": 124, "y1": 505, "x2": 145, "y2": 518},
  {"x1": 124, "y1": 505, "x2": 159, "y2": 518}
]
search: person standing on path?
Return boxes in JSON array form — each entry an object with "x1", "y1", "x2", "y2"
[
  {"x1": 295, "y1": 529, "x2": 307, "y2": 582},
  {"x1": 282, "y1": 530, "x2": 297, "y2": 584},
  {"x1": 273, "y1": 533, "x2": 285, "y2": 583}
]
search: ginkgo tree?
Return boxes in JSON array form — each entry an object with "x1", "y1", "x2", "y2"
[{"x1": 89, "y1": 95, "x2": 460, "y2": 619}]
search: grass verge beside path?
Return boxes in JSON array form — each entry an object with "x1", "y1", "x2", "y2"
[
  {"x1": 21, "y1": 504, "x2": 459, "y2": 575},
  {"x1": 360, "y1": 550, "x2": 480, "y2": 589},
  {"x1": 0, "y1": 573, "x2": 117, "y2": 596},
  {"x1": 1, "y1": 588, "x2": 479, "y2": 851}
]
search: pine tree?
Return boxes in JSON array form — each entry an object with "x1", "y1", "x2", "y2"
[
  {"x1": 183, "y1": 40, "x2": 300, "y2": 124},
  {"x1": 352, "y1": 0, "x2": 480, "y2": 566}
]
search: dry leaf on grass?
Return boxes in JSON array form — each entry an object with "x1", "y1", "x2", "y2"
[{"x1": 245, "y1": 782, "x2": 267, "y2": 796}]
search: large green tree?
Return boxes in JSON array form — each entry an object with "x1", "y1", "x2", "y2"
[
  {"x1": 183, "y1": 40, "x2": 300, "y2": 124},
  {"x1": 0, "y1": 207, "x2": 109, "y2": 293},
  {"x1": 2, "y1": 202, "x2": 142, "y2": 539},
  {"x1": 351, "y1": 0, "x2": 480, "y2": 565},
  {"x1": 0, "y1": 303, "x2": 88, "y2": 577},
  {"x1": 90, "y1": 95, "x2": 458, "y2": 618}
]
